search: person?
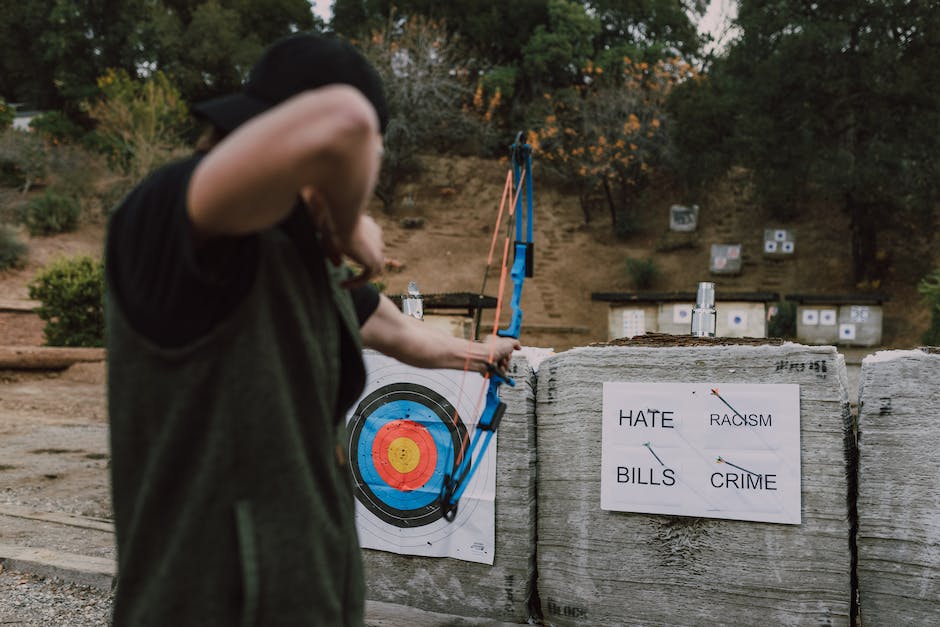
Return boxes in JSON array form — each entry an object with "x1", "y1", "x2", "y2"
[{"x1": 105, "y1": 33, "x2": 519, "y2": 626}]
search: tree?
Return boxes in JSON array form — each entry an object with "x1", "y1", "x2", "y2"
[
  {"x1": 532, "y1": 55, "x2": 695, "y2": 233},
  {"x1": 520, "y1": 0, "x2": 601, "y2": 92},
  {"x1": 586, "y1": 0, "x2": 707, "y2": 60},
  {"x1": 357, "y1": 15, "x2": 474, "y2": 209},
  {"x1": 670, "y1": 0, "x2": 940, "y2": 284},
  {"x1": 0, "y1": 0, "x2": 318, "y2": 118},
  {"x1": 0, "y1": 0, "x2": 150, "y2": 112}
]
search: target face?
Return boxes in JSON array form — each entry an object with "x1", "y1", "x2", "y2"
[
  {"x1": 348, "y1": 383, "x2": 469, "y2": 527},
  {"x1": 345, "y1": 353, "x2": 496, "y2": 563}
]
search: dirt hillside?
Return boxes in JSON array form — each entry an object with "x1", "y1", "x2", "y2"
[{"x1": 0, "y1": 154, "x2": 933, "y2": 351}]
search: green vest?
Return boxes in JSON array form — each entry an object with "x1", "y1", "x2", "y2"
[{"x1": 107, "y1": 226, "x2": 365, "y2": 626}]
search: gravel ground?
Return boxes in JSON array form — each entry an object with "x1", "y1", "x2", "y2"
[{"x1": 0, "y1": 568, "x2": 112, "y2": 626}]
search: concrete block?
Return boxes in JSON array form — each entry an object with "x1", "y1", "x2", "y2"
[
  {"x1": 536, "y1": 344, "x2": 852, "y2": 626},
  {"x1": 856, "y1": 350, "x2": 940, "y2": 625}
]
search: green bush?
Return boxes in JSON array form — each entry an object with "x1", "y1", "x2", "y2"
[
  {"x1": 0, "y1": 224, "x2": 27, "y2": 269},
  {"x1": 29, "y1": 111, "x2": 86, "y2": 144},
  {"x1": 0, "y1": 128, "x2": 48, "y2": 192},
  {"x1": 767, "y1": 301, "x2": 797, "y2": 339},
  {"x1": 625, "y1": 257, "x2": 659, "y2": 289},
  {"x1": 0, "y1": 98, "x2": 13, "y2": 131},
  {"x1": 918, "y1": 268, "x2": 940, "y2": 346},
  {"x1": 28, "y1": 256, "x2": 104, "y2": 347},
  {"x1": 83, "y1": 69, "x2": 190, "y2": 179},
  {"x1": 19, "y1": 189, "x2": 81, "y2": 235}
]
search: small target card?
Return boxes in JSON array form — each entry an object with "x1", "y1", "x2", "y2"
[
  {"x1": 345, "y1": 352, "x2": 496, "y2": 564},
  {"x1": 601, "y1": 382, "x2": 801, "y2": 524}
]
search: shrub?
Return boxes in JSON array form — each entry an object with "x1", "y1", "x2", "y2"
[
  {"x1": 0, "y1": 98, "x2": 13, "y2": 131},
  {"x1": 767, "y1": 301, "x2": 797, "y2": 339},
  {"x1": 27, "y1": 256, "x2": 104, "y2": 347},
  {"x1": 625, "y1": 257, "x2": 659, "y2": 289},
  {"x1": 0, "y1": 128, "x2": 48, "y2": 192},
  {"x1": 19, "y1": 189, "x2": 81, "y2": 235},
  {"x1": 29, "y1": 111, "x2": 86, "y2": 144},
  {"x1": 918, "y1": 268, "x2": 940, "y2": 346},
  {"x1": 83, "y1": 69, "x2": 190, "y2": 179},
  {"x1": 0, "y1": 224, "x2": 27, "y2": 269}
]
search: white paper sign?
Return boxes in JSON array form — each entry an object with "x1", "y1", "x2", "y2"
[{"x1": 601, "y1": 382, "x2": 801, "y2": 524}]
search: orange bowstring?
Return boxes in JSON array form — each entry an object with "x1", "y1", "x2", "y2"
[{"x1": 451, "y1": 166, "x2": 526, "y2": 468}]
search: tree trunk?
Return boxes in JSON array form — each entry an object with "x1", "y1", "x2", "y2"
[{"x1": 603, "y1": 178, "x2": 617, "y2": 228}]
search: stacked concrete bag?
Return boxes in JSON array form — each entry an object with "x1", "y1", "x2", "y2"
[
  {"x1": 361, "y1": 355, "x2": 537, "y2": 623},
  {"x1": 536, "y1": 344, "x2": 853, "y2": 626},
  {"x1": 856, "y1": 349, "x2": 940, "y2": 625}
]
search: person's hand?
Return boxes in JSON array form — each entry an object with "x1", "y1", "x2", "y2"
[
  {"x1": 483, "y1": 335, "x2": 522, "y2": 374},
  {"x1": 337, "y1": 213, "x2": 385, "y2": 287}
]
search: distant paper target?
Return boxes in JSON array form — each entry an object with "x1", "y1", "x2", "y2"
[
  {"x1": 840, "y1": 324, "x2": 857, "y2": 341},
  {"x1": 764, "y1": 241, "x2": 778, "y2": 253},
  {"x1": 801, "y1": 309, "x2": 820, "y2": 326},
  {"x1": 727, "y1": 310, "x2": 748, "y2": 330},
  {"x1": 673, "y1": 304, "x2": 692, "y2": 324},
  {"x1": 345, "y1": 353, "x2": 494, "y2": 563},
  {"x1": 820, "y1": 309, "x2": 838, "y2": 326}
]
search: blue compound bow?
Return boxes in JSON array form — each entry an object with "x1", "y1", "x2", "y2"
[{"x1": 439, "y1": 132, "x2": 534, "y2": 522}]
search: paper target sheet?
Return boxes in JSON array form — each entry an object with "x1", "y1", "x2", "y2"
[{"x1": 345, "y1": 352, "x2": 496, "y2": 564}]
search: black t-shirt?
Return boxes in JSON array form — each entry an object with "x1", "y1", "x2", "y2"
[{"x1": 107, "y1": 154, "x2": 379, "y2": 347}]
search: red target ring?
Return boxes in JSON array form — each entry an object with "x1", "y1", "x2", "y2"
[{"x1": 372, "y1": 419, "x2": 438, "y2": 491}]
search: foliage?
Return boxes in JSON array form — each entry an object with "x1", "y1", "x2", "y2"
[
  {"x1": 334, "y1": 0, "x2": 551, "y2": 68},
  {"x1": 29, "y1": 111, "x2": 86, "y2": 144},
  {"x1": 767, "y1": 301, "x2": 796, "y2": 339},
  {"x1": 0, "y1": 129, "x2": 49, "y2": 193},
  {"x1": 19, "y1": 189, "x2": 81, "y2": 236},
  {"x1": 586, "y1": 0, "x2": 707, "y2": 59},
  {"x1": 0, "y1": 98, "x2": 13, "y2": 131},
  {"x1": 521, "y1": 0, "x2": 600, "y2": 91},
  {"x1": 531, "y1": 55, "x2": 695, "y2": 233},
  {"x1": 0, "y1": 224, "x2": 27, "y2": 270},
  {"x1": 918, "y1": 269, "x2": 940, "y2": 346},
  {"x1": 83, "y1": 70, "x2": 190, "y2": 179},
  {"x1": 0, "y1": 0, "x2": 316, "y2": 122},
  {"x1": 625, "y1": 257, "x2": 659, "y2": 289},
  {"x1": 358, "y1": 15, "x2": 476, "y2": 209},
  {"x1": 678, "y1": 0, "x2": 940, "y2": 283},
  {"x1": 28, "y1": 256, "x2": 104, "y2": 347}
]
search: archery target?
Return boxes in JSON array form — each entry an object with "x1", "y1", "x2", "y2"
[
  {"x1": 819, "y1": 309, "x2": 838, "y2": 326},
  {"x1": 348, "y1": 383, "x2": 466, "y2": 528},
  {"x1": 345, "y1": 352, "x2": 495, "y2": 564}
]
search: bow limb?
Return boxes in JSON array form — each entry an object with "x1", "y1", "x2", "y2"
[{"x1": 440, "y1": 133, "x2": 534, "y2": 523}]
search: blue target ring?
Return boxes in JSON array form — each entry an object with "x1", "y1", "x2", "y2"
[
  {"x1": 356, "y1": 400, "x2": 453, "y2": 510},
  {"x1": 347, "y1": 383, "x2": 468, "y2": 527}
]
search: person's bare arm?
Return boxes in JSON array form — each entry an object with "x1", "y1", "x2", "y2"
[
  {"x1": 187, "y1": 85, "x2": 382, "y2": 245},
  {"x1": 360, "y1": 295, "x2": 521, "y2": 374}
]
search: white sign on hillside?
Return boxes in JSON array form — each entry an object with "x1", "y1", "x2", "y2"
[{"x1": 601, "y1": 382, "x2": 801, "y2": 524}]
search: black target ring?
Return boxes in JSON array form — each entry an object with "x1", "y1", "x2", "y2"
[{"x1": 346, "y1": 383, "x2": 469, "y2": 527}]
